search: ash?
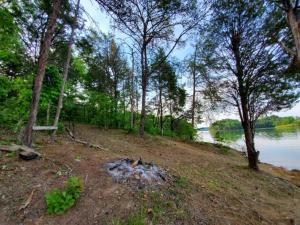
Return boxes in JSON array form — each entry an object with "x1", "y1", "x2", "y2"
[{"x1": 104, "y1": 158, "x2": 166, "y2": 188}]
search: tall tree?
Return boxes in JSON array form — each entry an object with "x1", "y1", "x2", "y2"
[
  {"x1": 97, "y1": 0, "x2": 200, "y2": 137},
  {"x1": 206, "y1": 0, "x2": 299, "y2": 170},
  {"x1": 187, "y1": 44, "x2": 206, "y2": 128},
  {"x1": 52, "y1": 0, "x2": 81, "y2": 138},
  {"x1": 11, "y1": 0, "x2": 73, "y2": 64},
  {"x1": 186, "y1": 37, "x2": 216, "y2": 128},
  {"x1": 22, "y1": 0, "x2": 62, "y2": 147},
  {"x1": 151, "y1": 48, "x2": 180, "y2": 134}
]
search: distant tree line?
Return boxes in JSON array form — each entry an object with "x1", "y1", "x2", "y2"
[{"x1": 210, "y1": 116, "x2": 300, "y2": 131}]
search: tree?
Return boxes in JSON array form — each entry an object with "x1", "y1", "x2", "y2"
[
  {"x1": 76, "y1": 31, "x2": 131, "y2": 128},
  {"x1": 190, "y1": 45, "x2": 198, "y2": 128},
  {"x1": 186, "y1": 43, "x2": 206, "y2": 128},
  {"x1": 22, "y1": 0, "x2": 62, "y2": 147},
  {"x1": 206, "y1": 0, "x2": 299, "y2": 170},
  {"x1": 185, "y1": 35, "x2": 218, "y2": 128},
  {"x1": 151, "y1": 48, "x2": 178, "y2": 134},
  {"x1": 96, "y1": 0, "x2": 200, "y2": 137},
  {"x1": 52, "y1": 0, "x2": 81, "y2": 138},
  {"x1": 0, "y1": 6, "x2": 27, "y2": 77},
  {"x1": 11, "y1": 0, "x2": 74, "y2": 64}
]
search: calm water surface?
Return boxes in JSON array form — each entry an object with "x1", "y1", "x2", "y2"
[{"x1": 197, "y1": 128, "x2": 300, "y2": 170}]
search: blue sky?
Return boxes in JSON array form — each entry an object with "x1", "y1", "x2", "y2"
[{"x1": 80, "y1": 0, "x2": 300, "y2": 125}]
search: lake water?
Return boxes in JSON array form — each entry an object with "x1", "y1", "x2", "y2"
[{"x1": 197, "y1": 128, "x2": 300, "y2": 170}]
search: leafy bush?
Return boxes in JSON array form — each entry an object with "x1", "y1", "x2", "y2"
[
  {"x1": 65, "y1": 176, "x2": 83, "y2": 199},
  {"x1": 171, "y1": 118, "x2": 195, "y2": 140},
  {"x1": 45, "y1": 176, "x2": 83, "y2": 214},
  {"x1": 0, "y1": 76, "x2": 32, "y2": 131}
]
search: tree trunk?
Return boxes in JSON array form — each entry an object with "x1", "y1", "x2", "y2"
[
  {"x1": 135, "y1": 76, "x2": 139, "y2": 125},
  {"x1": 241, "y1": 101, "x2": 259, "y2": 170},
  {"x1": 243, "y1": 121, "x2": 259, "y2": 170},
  {"x1": 22, "y1": 0, "x2": 61, "y2": 147},
  {"x1": 130, "y1": 50, "x2": 135, "y2": 129},
  {"x1": 52, "y1": 0, "x2": 80, "y2": 139},
  {"x1": 191, "y1": 46, "x2": 197, "y2": 128},
  {"x1": 287, "y1": 8, "x2": 300, "y2": 62},
  {"x1": 113, "y1": 72, "x2": 119, "y2": 128},
  {"x1": 159, "y1": 84, "x2": 163, "y2": 135},
  {"x1": 139, "y1": 46, "x2": 147, "y2": 137},
  {"x1": 122, "y1": 81, "x2": 126, "y2": 128}
]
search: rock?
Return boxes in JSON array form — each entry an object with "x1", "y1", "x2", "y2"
[{"x1": 19, "y1": 151, "x2": 38, "y2": 160}]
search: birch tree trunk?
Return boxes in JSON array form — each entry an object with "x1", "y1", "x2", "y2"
[
  {"x1": 52, "y1": 0, "x2": 80, "y2": 138},
  {"x1": 22, "y1": 0, "x2": 62, "y2": 147}
]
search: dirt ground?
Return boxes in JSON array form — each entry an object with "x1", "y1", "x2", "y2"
[{"x1": 0, "y1": 124, "x2": 299, "y2": 225}]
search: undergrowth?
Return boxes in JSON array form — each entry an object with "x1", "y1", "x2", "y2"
[{"x1": 45, "y1": 176, "x2": 83, "y2": 214}]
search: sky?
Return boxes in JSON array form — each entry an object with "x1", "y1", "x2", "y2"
[{"x1": 80, "y1": 0, "x2": 300, "y2": 126}]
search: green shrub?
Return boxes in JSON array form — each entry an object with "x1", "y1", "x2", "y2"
[
  {"x1": 173, "y1": 119, "x2": 196, "y2": 140},
  {"x1": 0, "y1": 76, "x2": 32, "y2": 131},
  {"x1": 65, "y1": 176, "x2": 83, "y2": 199},
  {"x1": 45, "y1": 176, "x2": 83, "y2": 214}
]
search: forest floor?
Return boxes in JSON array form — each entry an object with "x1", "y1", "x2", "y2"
[{"x1": 0, "y1": 124, "x2": 300, "y2": 225}]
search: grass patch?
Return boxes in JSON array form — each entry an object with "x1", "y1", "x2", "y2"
[
  {"x1": 0, "y1": 138, "x2": 17, "y2": 145},
  {"x1": 111, "y1": 184, "x2": 191, "y2": 225},
  {"x1": 175, "y1": 176, "x2": 189, "y2": 188},
  {"x1": 109, "y1": 210, "x2": 147, "y2": 225},
  {"x1": 45, "y1": 176, "x2": 83, "y2": 214},
  {"x1": 6, "y1": 151, "x2": 17, "y2": 158},
  {"x1": 127, "y1": 210, "x2": 147, "y2": 225},
  {"x1": 207, "y1": 180, "x2": 220, "y2": 190},
  {"x1": 214, "y1": 143, "x2": 232, "y2": 155}
]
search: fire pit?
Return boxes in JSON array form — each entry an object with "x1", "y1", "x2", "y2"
[{"x1": 103, "y1": 158, "x2": 167, "y2": 188}]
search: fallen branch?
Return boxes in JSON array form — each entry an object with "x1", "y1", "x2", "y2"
[
  {"x1": 0, "y1": 145, "x2": 20, "y2": 152},
  {"x1": 66, "y1": 128, "x2": 109, "y2": 151},
  {"x1": 0, "y1": 144, "x2": 41, "y2": 155},
  {"x1": 19, "y1": 190, "x2": 35, "y2": 211},
  {"x1": 0, "y1": 144, "x2": 41, "y2": 160}
]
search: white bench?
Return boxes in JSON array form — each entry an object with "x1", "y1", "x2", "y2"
[{"x1": 32, "y1": 126, "x2": 58, "y2": 131}]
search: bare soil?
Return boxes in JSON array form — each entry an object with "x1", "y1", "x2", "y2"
[{"x1": 0, "y1": 124, "x2": 299, "y2": 225}]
